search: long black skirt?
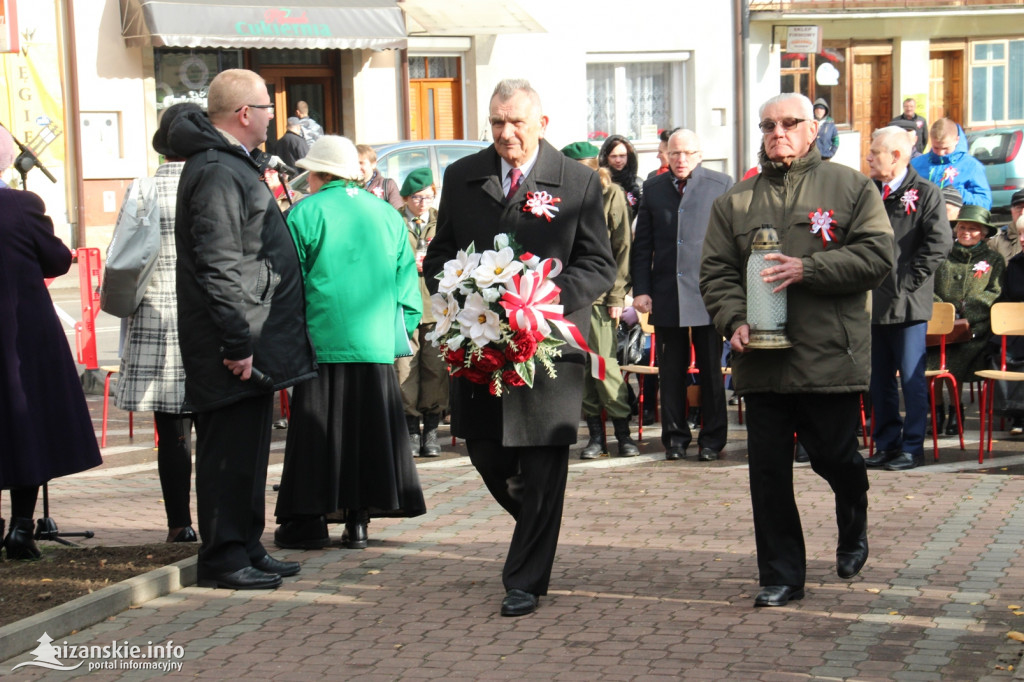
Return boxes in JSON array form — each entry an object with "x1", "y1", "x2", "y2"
[{"x1": 275, "y1": 363, "x2": 426, "y2": 520}]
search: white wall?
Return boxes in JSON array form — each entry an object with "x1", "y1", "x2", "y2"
[{"x1": 350, "y1": 48, "x2": 403, "y2": 144}]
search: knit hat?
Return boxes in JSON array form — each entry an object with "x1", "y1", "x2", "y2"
[
  {"x1": 955, "y1": 204, "x2": 998, "y2": 237},
  {"x1": 296, "y1": 135, "x2": 362, "y2": 181},
  {"x1": 400, "y1": 167, "x2": 433, "y2": 197},
  {"x1": 561, "y1": 141, "x2": 599, "y2": 160},
  {"x1": 0, "y1": 126, "x2": 14, "y2": 171},
  {"x1": 1011, "y1": 188, "x2": 1024, "y2": 207},
  {"x1": 941, "y1": 185, "x2": 964, "y2": 208},
  {"x1": 153, "y1": 102, "x2": 204, "y2": 158}
]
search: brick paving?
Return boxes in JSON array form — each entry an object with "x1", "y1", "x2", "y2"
[{"x1": 3, "y1": 394, "x2": 1024, "y2": 680}]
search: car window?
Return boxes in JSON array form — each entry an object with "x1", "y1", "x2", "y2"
[
  {"x1": 436, "y1": 145, "x2": 483, "y2": 182},
  {"x1": 379, "y1": 148, "x2": 430, "y2": 189},
  {"x1": 969, "y1": 132, "x2": 1011, "y2": 164}
]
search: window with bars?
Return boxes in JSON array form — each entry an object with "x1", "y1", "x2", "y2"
[
  {"x1": 970, "y1": 39, "x2": 1024, "y2": 125},
  {"x1": 585, "y1": 59, "x2": 686, "y2": 142}
]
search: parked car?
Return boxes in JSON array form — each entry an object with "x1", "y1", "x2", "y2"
[
  {"x1": 967, "y1": 125, "x2": 1024, "y2": 214},
  {"x1": 286, "y1": 139, "x2": 489, "y2": 205}
]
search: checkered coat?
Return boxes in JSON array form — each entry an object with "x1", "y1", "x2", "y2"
[{"x1": 114, "y1": 162, "x2": 189, "y2": 413}]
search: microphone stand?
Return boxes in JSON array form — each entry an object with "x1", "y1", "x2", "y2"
[{"x1": 1, "y1": 123, "x2": 58, "y2": 190}]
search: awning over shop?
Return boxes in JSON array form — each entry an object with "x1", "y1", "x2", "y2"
[
  {"x1": 399, "y1": 0, "x2": 545, "y2": 36},
  {"x1": 120, "y1": 0, "x2": 407, "y2": 50}
]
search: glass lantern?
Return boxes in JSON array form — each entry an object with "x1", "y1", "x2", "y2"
[{"x1": 745, "y1": 224, "x2": 792, "y2": 349}]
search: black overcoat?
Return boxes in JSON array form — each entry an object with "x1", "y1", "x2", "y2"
[
  {"x1": 423, "y1": 140, "x2": 616, "y2": 447},
  {"x1": 0, "y1": 189, "x2": 102, "y2": 488}
]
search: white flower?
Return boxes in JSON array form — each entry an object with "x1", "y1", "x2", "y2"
[
  {"x1": 430, "y1": 292, "x2": 460, "y2": 338},
  {"x1": 438, "y1": 251, "x2": 481, "y2": 294},
  {"x1": 481, "y1": 287, "x2": 502, "y2": 304},
  {"x1": 471, "y1": 247, "x2": 523, "y2": 288},
  {"x1": 456, "y1": 292, "x2": 501, "y2": 348},
  {"x1": 493, "y1": 233, "x2": 511, "y2": 250}
]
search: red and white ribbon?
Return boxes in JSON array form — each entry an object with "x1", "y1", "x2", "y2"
[
  {"x1": 499, "y1": 261, "x2": 606, "y2": 380},
  {"x1": 809, "y1": 208, "x2": 836, "y2": 248},
  {"x1": 523, "y1": 191, "x2": 561, "y2": 221},
  {"x1": 901, "y1": 188, "x2": 919, "y2": 214},
  {"x1": 973, "y1": 260, "x2": 991, "y2": 278}
]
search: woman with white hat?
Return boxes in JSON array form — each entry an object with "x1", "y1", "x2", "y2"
[{"x1": 273, "y1": 135, "x2": 426, "y2": 550}]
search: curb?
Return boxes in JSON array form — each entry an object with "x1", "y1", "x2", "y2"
[{"x1": 0, "y1": 556, "x2": 197, "y2": 661}]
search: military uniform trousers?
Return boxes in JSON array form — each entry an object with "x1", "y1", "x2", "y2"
[
  {"x1": 395, "y1": 323, "x2": 449, "y2": 418},
  {"x1": 582, "y1": 305, "x2": 631, "y2": 419}
]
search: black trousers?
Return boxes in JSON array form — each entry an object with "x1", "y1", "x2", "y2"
[
  {"x1": 466, "y1": 439, "x2": 569, "y2": 596},
  {"x1": 744, "y1": 392, "x2": 868, "y2": 587},
  {"x1": 154, "y1": 412, "x2": 194, "y2": 529},
  {"x1": 193, "y1": 394, "x2": 274, "y2": 577},
  {"x1": 655, "y1": 325, "x2": 728, "y2": 452}
]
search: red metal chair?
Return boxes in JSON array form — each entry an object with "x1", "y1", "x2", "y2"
[
  {"x1": 976, "y1": 302, "x2": 1024, "y2": 462},
  {"x1": 620, "y1": 312, "x2": 659, "y2": 441},
  {"x1": 925, "y1": 302, "x2": 965, "y2": 461}
]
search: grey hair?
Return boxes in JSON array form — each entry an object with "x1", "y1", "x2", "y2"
[
  {"x1": 491, "y1": 78, "x2": 542, "y2": 111},
  {"x1": 871, "y1": 126, "x2": 914, "y2": 158},
  {"x1": 758, "y1": 93, "x2": 814, "y2": 121},
  {"x1": 668, "y1": 128, "x2": 701, "y2": 151}
]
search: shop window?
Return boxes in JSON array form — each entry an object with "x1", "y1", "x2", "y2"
[
  {"x1": 409, "y1": 57, "x2": 458, "y2": 79},
  {"x1": 585, "y1": 57, "x2": 688, "y2": 142},
  {"x1": 780, "y1": 46, "x2": 848, "y2": 126},
  {"x1": 253, "y1": 49, "x2": 328, "y2": 66},
  {"x1": 970, "y1": 39, "x2": 1024, "y2": 124},
  {"x1": 153, "y1": 49, "x2": 243, "y2": 112}
]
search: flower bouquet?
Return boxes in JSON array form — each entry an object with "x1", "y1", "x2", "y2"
[{"x1": 427, "y1": 233, "x2": 604, "y2": 396}]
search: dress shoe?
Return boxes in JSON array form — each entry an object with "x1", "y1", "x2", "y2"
[
  {"x1": 837, "y1": 537, "x2": 869, "y2": 579},
  {"x1": 3, "y1": 517, "x2": 40, "y2": 561},
  {"x1": 665, "y1": 447, "x2": 685, "y2": 461},
  {"x1": 421, "y1": 413, "x2": 442, "y2": 457},
  {"x1": 944, "y1": 403, "x2": 964, "y2": 436},
  {"x1": 883, "y1": 452, "x2": 923, "y2": 471},
  {"x1": 500, "y1": 588, "x2": 538, "y2": 617},
  {"x1": 273, "y1": 418, "x2": 289, "y2": 430},
  {"x1": 274, "y1": 517, "x2": 330, "y2": 549},
  {"x1": 343, "y1": 509, "x2": 369, "y2": 549},
  {"x1": 642, "y1": 409, "x2": 656, "y2": 425},
  {"x1": 686, "y1": 408, "x2": 702, "y2": 431},
  {"x1": 698, "y1": 447, "x2": 718, "y2": 462},
  {"x1": 836, "y1": 491, "x2": 868, "y2": 579},
  {"x1": 253, "y1": 554, "x2": 301, "y2": 577},
  {"x1": 754, "y1": 585, "x2": 804, "y2": 607},
  {"x1": 167, "y1": 526, "x2": 197, "y2": 543},
  {"x1": 198, "y1": 566, "x2": 282, "y2": 590},
  {"x1": 863, "y1": 448, "x2": 899, "y2": 468},
  {"x1": 927, "y1": 405, "x2": 947, "y2": 436},
  {"x1": 794, "y1": 441, "x2": 810, "y2": 463}
]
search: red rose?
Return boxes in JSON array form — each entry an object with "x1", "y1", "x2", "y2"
[
  {"x1": 502, "y1": 369, "x2": 526, "y2": 387},
  {"x1": 474, "y1": 346, "x2": 506, "y2": 373},
  {"x1": 505, "y1": 331, "x2": 538, "y2": 363},
  {"x1": 454, "y1": 366, "x2": 490, "y2": 384},
  {"x1": 445, "y1": 346, "x2": 466, "y2": 366}
]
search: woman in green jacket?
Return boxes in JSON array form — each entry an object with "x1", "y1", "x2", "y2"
[
  {"x1": 928, "y1": 205, "x2": 1005, "y2": 435},
  {"x1": 274, "y1": 136, "x2": 425, "y2": 551}
]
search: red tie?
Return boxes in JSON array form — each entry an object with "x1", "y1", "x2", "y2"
[
  {"x1": 506, "y1": 168, "x2": 523, "y2": 201},
  {"x1": 882, "y1": 185, "x2": 891, "y2": 200}
]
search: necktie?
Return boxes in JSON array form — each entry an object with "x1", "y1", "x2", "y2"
[
  {"x1": 506, "y1": 168, "x2": 523, "y2": 201},
  {"x1": 675, "y1": 177, "x2": 687, "y2": 195},
  {"x1": 882, "y1": 185, "x2": 891, "y2": 200}
]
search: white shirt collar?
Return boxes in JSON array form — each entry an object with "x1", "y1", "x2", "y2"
[
  {"x1": 885, "y1": 167, "x2": 909, "y2": 194},
  {"x1": 500, "y1": 147, "x2": 540, "y2": 195}
]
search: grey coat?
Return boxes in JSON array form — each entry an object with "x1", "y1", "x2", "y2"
[
  {"x1": 423, "y1": 140, "x2": 616, "y2": 447},
  {"x1": 632, "y1": 165, "x2": 734, "y2": 327}
]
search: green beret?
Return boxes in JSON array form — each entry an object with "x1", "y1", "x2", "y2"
[
  {"x1": 561, "y1": 141, "x2": 599, "y2": 160},
  {"x1": 400, "y1": 167, "x2": 434, "y2": 197}
]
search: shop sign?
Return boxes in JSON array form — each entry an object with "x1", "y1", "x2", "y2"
[
  {"x1": 235, "y1": 7, "x2": 332, "y2": 38},
  {"x1": 786, "y1": 26, "x2": 820, "y2": 54}
]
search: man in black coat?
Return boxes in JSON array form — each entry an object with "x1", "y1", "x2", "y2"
[
  {"x1": 631, "y1": 129, "x2": 734, "y2": 462},
  {"x1": 171, "y1": 69, "x2": 317, "y2": 590},
  {"x1": 862, "y1": 125, "x2": 952, "y2": 472},
  {"x1": 423, "y1": 79, "x2": 615, "y2": 617},
  {"x1": 275, "y1": 117, "x2": 309, "y2": 169}
]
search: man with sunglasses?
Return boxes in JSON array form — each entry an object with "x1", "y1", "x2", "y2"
[
  {"x1": 700, "y1": 92, "x2": 893, "y2": 607},
  {"x1": 170, "y1": 69, "x2": 317, "y2": 590}
]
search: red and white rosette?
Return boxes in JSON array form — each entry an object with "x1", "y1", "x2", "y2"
[
  {"x1": 973, "y1": 260, "x2": 991, "y2": 279},
  {"x1": 499, "y1": 258, "x2": 606, "y2": 380},
  {"x1": 901, "y1": 188, "x2": 919, "y2": 214},
  {"x1": 809, "y1": 208, "x2": 837, "y2": 248},
  {"x1": 523, "y1": 191, "x2": 561, "y2": 222}
]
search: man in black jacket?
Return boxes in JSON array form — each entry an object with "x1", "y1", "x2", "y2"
[
  {"x1": 170, "y1": 69, "x2": 317, "y2": 590},
  {"x1": 862, "y1": 125, "x2": 952, "y2": 472}
]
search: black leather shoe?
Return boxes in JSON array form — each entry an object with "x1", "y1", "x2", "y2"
[
  {"x1": 754, "y1": 585, "x2": 804, "y2": 607},
  {"x1": 837, "y1": 538, "x2": 869, "y2": 579},
  {"x1": 836, "y1": 491, "x2": 868, "y2": 578},
  {"x1": 884, "y1": 452, "x2": 923, "y2": 471},
  {"x1": 274, "y1": 517, "x2": 330, "y2": 550},
  {"x1": 500, "y1": 588, "x2": 538, "y2": 617},
  {"x1": 794, "y1": 442, "x2": 810, "y2": 463},
  {"x1": 698, "y1": 447, "x2": 718, "y2": 462},
  {"x1": 863, "y1": 449, "x2": 899, "y2": 468},
  {"x1": 665, "y1": 447, "x2": 685, "y2": 461},
  {"x1": 198, "y1": 566, "x2": 282, "y2": 590},
  {"x1": 343, "y1": 510, "x2": 369, "y2": 549},
  {"x1": 167, "y1": 526, "x2": 197, "y2": 543},
  {"x1": 253, "y1": 554, "x2": 301, "y2": 577},
  {"x1": 3, "y1": 517, "x2": 40, "y2": 561}
]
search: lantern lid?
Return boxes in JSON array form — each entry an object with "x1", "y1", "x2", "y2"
[{"x1": 752, "y1": 224, "x2": 780, "y2": 251}]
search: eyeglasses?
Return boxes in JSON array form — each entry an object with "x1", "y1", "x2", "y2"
[
  {"x1": 407, "y1": 194, "x2": 434, "y2": 203},
  {"x1": 234, "y1": 104, "x2": 275, "y2": 113},
  {"x1": 667, "y1": 150, "x2": 701, "y2": 159},
  {"x1": 758, "y1": 117, "x2": 807, "y2": 134}
]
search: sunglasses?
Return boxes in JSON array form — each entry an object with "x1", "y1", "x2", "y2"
[
  {"x1": 234, "y1": 104, "x2": 275, "y2": 113},
  {"x1": 758, "y1": 117, "x2": 807, "y2": 134}
]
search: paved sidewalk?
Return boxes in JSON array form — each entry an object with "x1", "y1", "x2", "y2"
[{"x1": 3, "y1": 396, "x2": 1024, "y2": 680}]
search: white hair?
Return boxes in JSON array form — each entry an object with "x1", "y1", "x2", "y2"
[
  {"x1": 758, "y1": 93, "x2": 814, "y2": 121},
  {"x1": 668, "y1": 128, "x2": 701, "y2": 150},
  {"x1": 871, "y1": 126, "x2": 914, "y2": 159}
]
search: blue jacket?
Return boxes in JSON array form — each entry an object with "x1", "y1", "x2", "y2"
[{"x1": 910, "y1": 124, "x2": 992, "y2": 209}]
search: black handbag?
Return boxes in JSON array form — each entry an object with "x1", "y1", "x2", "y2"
[{"x1": 616, "y1": 321, "x2": 644, "y2": 366}]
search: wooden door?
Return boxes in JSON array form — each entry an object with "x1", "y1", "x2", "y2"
[
  {"x1": 409, "y1": 80, "x2": 462, "y2": 140},
  {"x1": 929, "y1": 50, "x2": 964, "y2": 126},
  {"x1": 853, "y1": 54, "x2": 892, "y2": 174},
  {"x1": 260, "y1": 70, "x2": 337, "y2": 143}
]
